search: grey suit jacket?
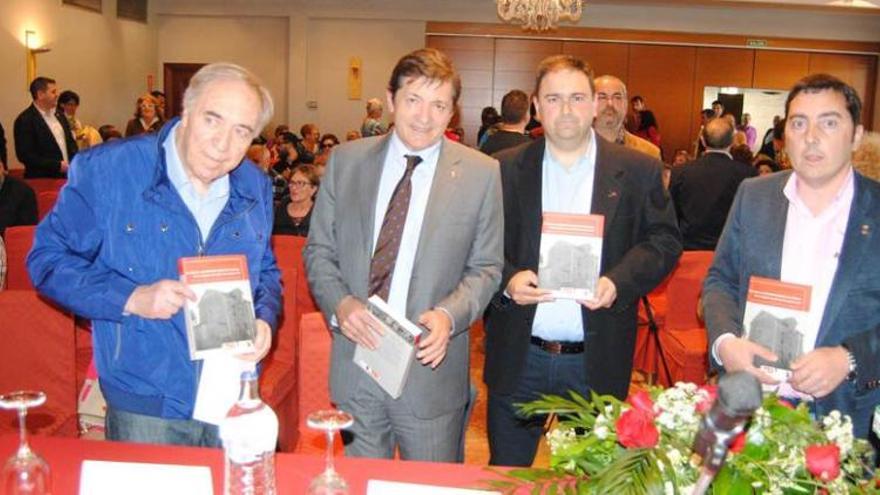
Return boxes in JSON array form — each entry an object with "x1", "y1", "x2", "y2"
[
  {"x1": 703, "y1": 170, "x2": 880, "y2": 439},
  {"x1": 304, "y1": 134, "x2": 504, "y2": 419}
]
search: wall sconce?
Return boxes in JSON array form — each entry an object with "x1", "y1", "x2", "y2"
[{"x1": 25, "y1": 30, "x2": 51, "y2": 89}]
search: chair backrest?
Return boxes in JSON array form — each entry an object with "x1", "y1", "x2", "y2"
[
  {"x1": 23, "y1": 178, "x2": 66, "y2": 195},
  {"x1": 0, "y1": 290, "x2": 77, "y2": 435},
  {"x1": 295, "y1": 311, "x2": 338, "y2": 454},
  {"x1": 37, "y1": 190, "x2": 59, "y2": 220},
  {"x1": 3, "y1": 225, "x2": 36, "y2": 290},
  {"x1": 665, "y1": 250, "x2": 715, "y2": 330}
]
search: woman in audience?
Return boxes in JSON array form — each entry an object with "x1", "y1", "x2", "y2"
[
  {"x1": 671, "y1": 148, "x2": 690, "y2": 167},
  {"x1": 315, "y1": 134, "x2": 339, "y2": 167},
  {"x1": 754, "y1": 156, "x2": 778, "y2": 176},
  {"x1": 98, "y1": 124, "x2": 123, "y2": 142},
  {"x1": 58, "y1": 90, "x2": 102, "y2": 149},
  {"x1": 124, "y1": 94, "x2": 163, "y2": 137},
  {"x1": 273, "y1": 164, "x2": 319, "y2": 237},
  {"x1": 635, "y1": 109, "x2": 661, "y2": 149},
  {"x1": 361, "y1": 98, "x2": 387, "y2": 137}
]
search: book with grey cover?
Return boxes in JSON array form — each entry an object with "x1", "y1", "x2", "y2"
[
  {"x1": 353, "y1": 295, "x2": 424, "y2": 399},
  {"x1": 538, "y1": 212, "x2": 605, "y2": 300}
]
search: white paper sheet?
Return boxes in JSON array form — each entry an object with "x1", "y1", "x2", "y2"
[
  {"x1": 79, "y1": 460, "x2": 213, "y2": 495},
  {"x1": 366, "y1": 480, "x2": 500, "y2": 495},
  {"x1": 192, "y1": 353, "x2": 254, "y2": 425}
]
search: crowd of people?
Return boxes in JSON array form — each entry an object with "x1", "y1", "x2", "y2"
[{"x1": 0, "y1": 46, "x2": 879, "y2": 469}]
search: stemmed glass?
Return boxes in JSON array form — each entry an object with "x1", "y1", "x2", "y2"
[
  {"x1": 306, "y1": 409, "x2": 354, "y2": 495},
  {"x1": 1, "y1": 390, "x2": 51, "y2": 495}
]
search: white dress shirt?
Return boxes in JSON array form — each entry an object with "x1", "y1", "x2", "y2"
[
  {"x1": 36, "y1": 104, "x2": 69, "y2": 163},
  {"x1": 371, "y1": 132, "x2": 441, "y2": 317},
  {"x1": 532, "y1": 129, "x2": 598, "y2": 342}
]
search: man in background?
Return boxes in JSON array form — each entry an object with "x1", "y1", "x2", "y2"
[
  {"x1": 14, "y1": 76, "x2": 78, "y2": 178},
  {"x1": 593, "y1": 75, "x2": 660, "y2": 159},
  {"x1": 480, "y1": 89, "x2": 531, "y2": 156}
]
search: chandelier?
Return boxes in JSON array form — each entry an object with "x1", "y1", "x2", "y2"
[{"x1": 496, "y1": 0, "x2": 584, "y2": 31}]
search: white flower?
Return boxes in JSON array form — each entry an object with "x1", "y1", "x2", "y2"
[{"x1": 545, "y1": 427, "x2": 577, "y2": 454}]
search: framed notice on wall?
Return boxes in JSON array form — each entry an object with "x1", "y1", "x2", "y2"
[
  {"x1": 62, "y1": 0, "x2": 102, "y2": 12},
  {"x1": 118, "y1": 0, "x2": 148, "y2": 22}
]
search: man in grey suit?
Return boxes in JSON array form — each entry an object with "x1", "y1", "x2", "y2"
[
  {"x1": 304, "y1": 48, "x2": 503, "y2": 462},
  {"x1": 704, "y1": 73, "x2": 880, "y2": 445}
]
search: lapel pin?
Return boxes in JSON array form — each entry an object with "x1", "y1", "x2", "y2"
[{"x1": 861, "y1": 224, "x2": 870, "y2": 236}]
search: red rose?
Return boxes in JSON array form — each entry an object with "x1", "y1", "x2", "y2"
[
  {"x1": 696, "y1": 385, "x2": 718, "y2": 414},
  {"x1": 806, "y1": 444, "x2": 841, "y2": 482},
  {"x1": 779, "y1": 399, "x2": 795, "y2": 409},
  {"x1": 730, "y1": 431, "x2": 746, "y2": 453},
  {"x1": 628, "y1": 390, "x2": 656, "y2": 417},
  {"x1": 616, "y1": 408, "x2": 659, "y2": 449}
]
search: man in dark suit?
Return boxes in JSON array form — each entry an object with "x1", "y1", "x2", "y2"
[
  {"x1": 669, "y1": 117, "x2": 757, "y2": 250},
  {"x1": 13, "y1": 76, "x2": 77, "y2": 178},
  {"x1": 704, "y1": 74, "x2": 880, "y2": 446},
  {"x1": 484, "y1": 54, "x2": 682, "y2": 467},
  {"x1": 304, "y1": 48, "x2": 503, "y2": 462}
]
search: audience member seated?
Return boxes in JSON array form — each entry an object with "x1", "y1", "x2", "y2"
[
  {"x1": 98, "y1": 124, "x2": 123, "y2": 143},
  {"x1": 345, "y1": 130, "x2": 361, "y2": 141},
  {"x1": 296, "y1": 124, "x2": 320, "y2": 164},
  {"x1": 759, "y1": 115, "x2": 783, "y2": 159},
  {"x1": 273, "y1": 164, "x2": 319, "y2": 237},
  {"x1": 671, "y1": 148, "x2": 690, "y2": 167},
  {"x1": 479, "y1": 89, "x2": 531, "y2": 156},
  {"x1": 14, "y1": 76, "x2": 77, "y2": 178},
  {"x1": 360, "y1": 98, "x2": 387, "y2": 137},
  {"x1": 853, "y1": 131, "x2": 880, "y2": 182},
  {"x1": 247, "y1": 143, "x2": 272, "y2": 173},
  {"x1": 150, "y1": 90, "x2": 166, "y2": 120},
  {"x1": 315, "y1": 133, "x2": 339, "y2": 168},
  {"x1": 124, "y1": 93, "x2": 163, "y2": 137},
  {"x1": 730, "y1": 143, "x2": 754, "y2": 166},
  {"x1": 754, "y1": 156, "x2": 778, "y2": 176},
  {"x1": 58, "y1": 90, "x2": 102, "y2": 150},
  {"x1": 669, "y1": 117, "x2": 757, "y2": 250},
  {"x1": 0, "y1": 165, "x2": 38, "y2": 236}
]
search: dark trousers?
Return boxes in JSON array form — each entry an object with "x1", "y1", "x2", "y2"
[{"x1": 487, "y1": 344, "x2": 589, "y2": 466}]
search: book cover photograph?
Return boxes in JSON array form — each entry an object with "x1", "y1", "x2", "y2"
[
  {"x1": 538, "y1": 212, "x2": 605, "y2": 300},
  {"x1": 742, "y1": 276, "x2": 812, "y2": 383},
  {"x1": 179, "y1": 255, "x2": 256, "y2": 360},
  {"x1": 353, "y1": 296, "x2": 423, "y2": 399}
]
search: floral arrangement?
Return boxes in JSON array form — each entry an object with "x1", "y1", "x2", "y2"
[{"x1": 489, "y1": 383, "x2": 879, "y2": 494}]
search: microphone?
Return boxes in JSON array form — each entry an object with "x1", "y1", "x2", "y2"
[{"x1": 690, "y1": 371, "x2": 762, "y2": 495}]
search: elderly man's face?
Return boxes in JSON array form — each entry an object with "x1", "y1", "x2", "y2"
[
  {"x1": 785, "y1": 89, "x2": 863, "y2": 191},
  {"x1": 176, "y1": 79, "x2": 260, "y2": 193},
  {"x1": 594, "y1": 77, "x2": 627, "y2": 133}
]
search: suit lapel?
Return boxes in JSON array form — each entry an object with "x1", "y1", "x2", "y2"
[
  {"x1": 520, "y1": 139, "x2": 544, "y2": 261},
  {"x1": 414, "y1": 138, "x2": 461, "y2": 264},
  {"x1": 816, "y1": 174, "x2": 875, "y2": 344},
  {"x1": 591, "y1": 138, "x2": 623, "y2": 234},
  {"x1": 359, "y1": 135, "x2": 391, "y2": 257},
  {"x1": 763, "y1": 175, "x2": 788, "y2": 280},
  {"x1": 30, "y1": 105, "x2": 63, "y2": 157}
]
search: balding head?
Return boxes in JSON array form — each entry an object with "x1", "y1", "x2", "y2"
[
  {"x1": 702, "y1": 117, "x2": 735, "y2": 150},
  {"x1": 593, "y1": 75, "x2": 628, "y2": 139}
]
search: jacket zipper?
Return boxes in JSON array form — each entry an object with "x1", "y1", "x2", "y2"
[{"x1": 114, "y1": 323, "x2": 123, "y2": 361}]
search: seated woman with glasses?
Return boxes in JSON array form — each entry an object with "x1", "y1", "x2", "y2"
[
  {"x1": 125, "y1": 94, "x2": 164, "y2": 137},
  {"x1": 273, "y1": 164, "x2": 319, "y2": 237}
]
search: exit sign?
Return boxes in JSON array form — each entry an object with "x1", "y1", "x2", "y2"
[{"x1": 747, "y1": 39, "x2": 768, "y2": 48}]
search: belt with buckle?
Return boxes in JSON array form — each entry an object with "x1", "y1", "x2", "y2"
[{"x1": 530, "y1": 336, "x2": 584, "y2": 354}]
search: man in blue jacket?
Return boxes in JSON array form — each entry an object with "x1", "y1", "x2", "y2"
[{"x1": 27, "y1": 63, "x2": 282, "y2": 447}]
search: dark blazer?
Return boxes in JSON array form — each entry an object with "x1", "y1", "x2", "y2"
[
  {"x1": 0, "y1": 122, "x2": 7, "y2": 168},
  {"x1": 669, "y1": 151, "x2": 758, "y2": 250},
  {"x1": 125, "y1": 118, "x2": 164, "y2": 138},
  {"x1": 0, "y1": 175, "x2": 38, "y2": 236},
  {"x1": 13, "y1": 104, "x2": 77, "y2": 178},
  {"x1": 703, "y1": 170, "x2": 880, "y2": 439},
  {"x1": 484, "y1": 136, "x2": 682, "y2": 400}
]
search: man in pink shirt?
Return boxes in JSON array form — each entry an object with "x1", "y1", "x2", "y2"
[{"x1": 703, "y1": 73, "x2": 880, "y2": 445}]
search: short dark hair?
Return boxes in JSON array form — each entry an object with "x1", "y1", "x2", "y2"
[
  {"x1": 279, "y1": 131, "x2": 299, "y2": 144},
  {"x1": 388, "y1": 48, "x2": 461, "y2": 104},
  {"x1": 631, "y1": 95, "x2": 644, "y2": 105},
  {"x1": 58, "y1": 90, "x2": 80, "y2": 106},
  {"x1": 773, "y1": 118, "x2": 786, "y2": 141},
  {"x1": 150, "y1": 90, "x2": 165, "y2": 99},
  {"x1": 500, "y1": 90, "x2": 530, "y2": 124},
  {"x1": 535, "y1": 55, "x2": 595, "y2": 96},
  {"x1": 29, "y1": 77, "x2": 56, "y2": 100},
  {"x1": 300, "y1": 124, "x2": 318, "y2": 138},
  {"x1": 702, "y1": 117, "x2": 734, "y2": 149},
  {"x1": 711, "y1": 100, "x2": 723, "y2": 107},
  {"x1": 784, "y1": 73, "x2": 862, "y2": 126}
]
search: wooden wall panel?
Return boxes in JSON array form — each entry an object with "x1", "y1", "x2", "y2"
[
  {"x1": 753, "y1": 50, "x2": 810, "y2": 90},
  {"x1": 627, "y1": 45, "x2": 696, "y2": 160},
  {"x1": 808, "y1": 53, "x2": 877, "y2": 127},
  {"x1": 692, "y1": 48, "x2": 755, "y2": 142},
  {"x1": 562, "y1": 41, "x2": 630, "y2": 83},
  {"x1": 426, "y1": 35, "x2": 494, "y2": 145},
  {"x1": 493, "y1": 39, "x2": 562, "y2": 108}
]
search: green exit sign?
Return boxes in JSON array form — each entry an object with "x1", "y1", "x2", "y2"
[{"x1": 747, "y1": 39, "x2": 769, "y2": 48}]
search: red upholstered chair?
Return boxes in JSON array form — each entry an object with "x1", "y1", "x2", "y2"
[
  {"x1": 294, "y1": 311, "x2": 342, "y2": 455},
  {"x1": 633, "y1": 251, "x2": 714, "y2": 387},
  {"x1": 0, "y1": 290, "x2": 78, "y2": 437},
  {"x1": 7, "y1": 168, "x2": 25, "y2": 179},
  {"x1": 36, "y1": 190, "x2": 59, "y2": 220},
  {"x1": 3, "y1": 225, "x2": 36, "y2": 290},
  {"x1": 23, "y1": 178, "x2": 66, "y2": 195}
]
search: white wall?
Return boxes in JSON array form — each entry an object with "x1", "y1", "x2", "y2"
[
  {"x1": 0, "y1": 0, "x2": 157, "y2": 169},
  {"x1": 156, "y1": 15, "x2": 289, "y2": 133}
]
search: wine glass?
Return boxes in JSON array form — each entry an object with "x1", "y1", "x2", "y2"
[
  {"x1": 306, "y1": 409, "x2": 354, "y2": 495},
  {"x1": 1, "y1": 390, "x2": 51, "y2": 495}
]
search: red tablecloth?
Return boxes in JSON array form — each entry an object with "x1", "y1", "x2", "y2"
[{"x1": 0, "y1": 434, "x2": 503, "y2": 494}]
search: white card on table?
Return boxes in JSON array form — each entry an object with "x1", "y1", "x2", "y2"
[
  {"x1": 366, "y1": 479, "x2": 500, "y2": 495},
  {"x1": 79, "y1": 460, "x2": 213, "y2": 495}
]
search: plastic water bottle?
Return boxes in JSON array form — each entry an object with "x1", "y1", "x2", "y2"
[{"x1": 220, "y1": 369, "x2": 279, "y2": 495}]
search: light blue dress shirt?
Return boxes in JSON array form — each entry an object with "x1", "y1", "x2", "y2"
[
  {"x1": 371, "y1": 132, "x2": 441, "y2": 317},
  {"x1": 164, "y1": 123, "x2": 230, "y2": 246},
  {"x1": 532, "y1": 129, "x2": 598, "y2": 342}
]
